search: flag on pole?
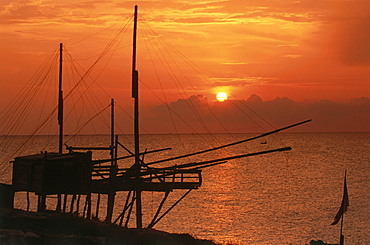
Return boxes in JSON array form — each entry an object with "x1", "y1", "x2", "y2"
[{"x1": 331, "y1": 173, "x2": 349, "y2": 225}]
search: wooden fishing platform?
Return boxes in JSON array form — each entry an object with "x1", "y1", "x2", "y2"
[
  {"x1": 12, "y1": 151, "x2": 202, "y2": 195},
  {"x1": 12, "y1": 152, "x2": 93, "y2": 195},
  {"x1": 11, "y1": 147, "x2": 204, "y2": 228}
]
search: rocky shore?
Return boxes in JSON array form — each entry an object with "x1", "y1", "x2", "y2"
[{"x1": 0, "y1": 208, "x2": 217, "y2": 245}]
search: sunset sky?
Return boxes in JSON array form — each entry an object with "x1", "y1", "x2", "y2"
[{"x1": 1, "y1": 0, "x2": 369, "y2": 134}]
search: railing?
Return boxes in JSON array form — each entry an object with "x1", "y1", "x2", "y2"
[
  {"x1": 145, "y1": 169, "x2": 202, "y2": 184},
  {"x1": 91, "y1": 166, "x2": 202, "y2": 185}
]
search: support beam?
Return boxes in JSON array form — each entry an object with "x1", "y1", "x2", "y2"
[
  {"x1": 148, "y1": 189, "x2": 193, "y2": 228},
  {"x1": 148, "y1": 191, "x2": 170, "y2": 228},
  {"x1": 131, "y1": 5, "x2": 142, "y2": 229}
]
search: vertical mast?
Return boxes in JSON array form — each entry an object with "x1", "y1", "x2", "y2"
[
  {"x1": 132, "y1": 5, "x2": 142, "y2": 229},
  {"x1": 106, "y1": 98, "x2": 116, "y2": 223},
  {"x1": 111, "y1": 98, "x2": 115, "y2": 158},
  {"x1": 58, "y1": 43, "x2": 64, "y2": 153}
]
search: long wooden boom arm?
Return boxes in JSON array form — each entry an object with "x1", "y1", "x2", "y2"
[
  {"x1": 143, "y1": 146, "x2": 292, "y2": 174},
  {"x1": 146, "y1": 119, "x2": 311, "y2": 166}
]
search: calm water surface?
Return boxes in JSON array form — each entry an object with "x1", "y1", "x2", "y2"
[{"x1": 1, "y1": 133, "x2": 369, "y2": 244}]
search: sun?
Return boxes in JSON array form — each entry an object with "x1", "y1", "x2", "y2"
[{"x1": 216, "y1": 92, "x2": 228, "y2": 102}]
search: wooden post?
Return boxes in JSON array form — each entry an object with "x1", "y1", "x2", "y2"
[
  {"x1": 58, "y1": 43, "x2": 64, "y2": 154},
  {"x1": 148, "y1": 191, "x2": 170, "y2": 228},
  {"x1": 70, "y1": 194, "x2": 76, "y2": 213},
  {"x1": 96, "y1": 193, "x2": 101, "y2": 220},
  {"x1": 0, "y1": 184, "x2": 14, "y2": 209},
  {"x1": 56, "y1": 194, "x2": 62, "y2": 212},
  {"x1": 75, "y1": 194, "x2": 81, "y2": 215},
  {"x1": 37, "y1": 194, "x2": 46, "y2": 212},
  {"x1": 106, "y1": 99, "x2": 116, "y2": 223},
  {"x1": 57, "y1": 43, "x2": 64, "y2": 212},
  {"x1": 63, "y1": 194, "x2": 68, "y2": 213},
  {"x1": 83, "y1": 195, "x2": 87, "y2": 218},
  {"x1": 38, "y1": 152, "x2": 48, "y2": 212},
  {"x1": 116, "y1": 191, "x2": 132, "y2": 226},
  {"x1": 87, "y1": 193, "x2": 91, "y2": 219},
  {"x1": 125, "y1": 192, "x2": 136, "y2": 228},
  {"x1": 131, "y1": 4, "x2": 142, "y2": 229},
  {"x1": 26, "y1": 191, "x2": 30, "y2": 211}
]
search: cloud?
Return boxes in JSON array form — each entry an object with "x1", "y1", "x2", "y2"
[
  {"x1": 141, "y1": 94, "x2": 370, "y2": 133},
  {"x1": 1, "y1": 0, "x2": 369, "y2": 121},
  {"x1": 308, "y1": 0, "x2": 370, "y2": 66},
  {"x1": 0, "y1": 0, "x2": 123, "y2": 26},
  {"x1": 339, "y1": 15, "x2": 370, "y2": 66}
]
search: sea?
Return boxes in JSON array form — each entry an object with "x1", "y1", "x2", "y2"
[{"x1": 1, "y1": 132, "x2": 369, "y2": 245}]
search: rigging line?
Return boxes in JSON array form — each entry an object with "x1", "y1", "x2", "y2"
[
  {"x1": 157, "y1": 36, "x2": 271, "y2": 132},
  {"x1": 0, "y1": 49, "x2": 60, "y2": 135},
  {"x1": 64, "y1": 104, "x2": 111, "y2": 141},
  {"x1": 63, "y1": 50, "x2": 111, "y2": 111},
  {"x1": 141, "y1": 21, "x2": 266, "y2": 135},
  {"x1": 69, "y1": 43, "x2": 132, "y2": 62},
  {"x1": 163, "y1": 45, "x2": 232, "y2": 136},
  {"x1": 140, "y1": 22, "x2": 206, "y2": 121},
  {"x1": 146, "y1": 119, "x2": 311, "y2": 166},
  {"x1": 66, "y1": 54, "x2": 116, "y2": 110},
  {"x1": 239, "y1": 99, "x2": 276, "y2": 131},
  {"x1": 36, "y1": 59, "x2": 58, "y2": 129},
  {"x1": 1, "y1": 52, "x2": 59, "y2": 137},
  {"x1": 33, "y1": 129, "x2": 60, "y2": 153},
  {"x1": 140, "y1": 20, "x2": 213, "y2": 137},
  {"x1": 1, "y1": 28, "x2": 128, "y2": 170},
  {"x1": 75, "y1": 16, "x2": 132, "y2": 82},
  {"x1": 63, "y1": 37, "x2": 133, "y2": 131},
  {"x1": 0, "y1": 107, "x2": 60, "y2": 175},
  {"x1": 0, "y1": 45, "x2": 59, "y2": 121},
  {"x1": 112, "y1": 104, "x2": 132, "y2": 135},
  {"x1": 77, "y1": 84, "x2": 111, "y2": 133},
  {"x1": 139, "y1": 79, "x2": 211, "y2": 138},
  {"x1": 166, "y1": 40, "x2": 268, "y2": 132},
  {"x1": 156, "y1": 41, "x2": 230, "y2": 137},
  {"x1": 140, "y1": 19, "x2": 181, "y2": 139},
  {"x1": 63, "y1": 52, "x2": 110, "y2": 134},
  {"x1": 63, "y1": 16, "x2": 133, "y2": 103},
  {"x1": 139, "y1": 19, "x2": 190, "y2": 102},
  {"x1": 64, "y1": 54, "x2": 83, "y2": 132},
  {"x1": 139, "y1": 20, "x2": 234, "y2": 156},
  {"x1": 68, "y1": 19, "x2": 124, "y2": 46}
]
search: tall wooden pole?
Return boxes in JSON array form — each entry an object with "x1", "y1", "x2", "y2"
[
  {"x1": 106, "y1": 98, "x2": 116, "y2": 223},
  {"x1": 58, "y1": 43, "x2": 64, "y2": 154},
  {"x1": 56, "y1": 43, "x2": 64, "y2": 212},
  {"x1": 132, "y1": 5, "x2": 142, "y2": 228}
]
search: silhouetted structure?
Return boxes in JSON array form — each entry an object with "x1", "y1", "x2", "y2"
[{"x1": 8, "y1": 5, "x2": 310, "y2": 229}]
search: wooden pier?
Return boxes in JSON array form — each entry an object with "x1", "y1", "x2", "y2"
[{"x1": 11, "y1": 145, "x2": 203, "y2": 228}]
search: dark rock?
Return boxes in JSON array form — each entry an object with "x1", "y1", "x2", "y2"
[{"x1": 0, "y1": 208, "x2": 217, "y2": 245}]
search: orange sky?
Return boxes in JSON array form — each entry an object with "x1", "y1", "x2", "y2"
[{"x1": 1, "y1": 0, "x2": 370, "y2": 133}]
